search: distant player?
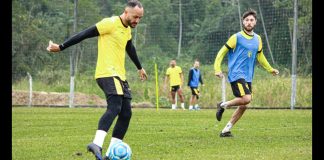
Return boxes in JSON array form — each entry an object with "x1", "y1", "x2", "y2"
[
  {"x1": 187, "y1": 60, "x2": 204, "y2": 110},
  {"x1": 213, "y1": 8, "x2": 279, "y2": 137},
  {"x1": 164, "y1": 59, "x2": 185, "y2": 110},
  {"x1": 46, "y1": 1, "x2": 147, "y2": 159}
]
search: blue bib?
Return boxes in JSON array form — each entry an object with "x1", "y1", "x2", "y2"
[
  {"x1": 189, "y1": 68, "x2": 200, "y2": 87},
  {"x1": 227, "y1": 32, "x2": 259, "y2": 82}
]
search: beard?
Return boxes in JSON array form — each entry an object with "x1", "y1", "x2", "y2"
[
  {"x1": 127, "y1": 19, "x2": 137, "y2": 28},
  {"x1": 243, "y1": 25, "x2": 254, "y2": 32}
]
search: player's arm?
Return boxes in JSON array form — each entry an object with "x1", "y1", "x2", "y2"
[
  {"x1": 199, "y1": 73, "x2": 204, "y2": 86},
  {"x1": 180, "y1": 72, "x2": 184, "y2": 88},
  {"x1": 214, "y1": 34, "x2": 236, "y2": 78},
  {"x1": 257, "y1": 51, "x2": 279, "y2": 76},
  {"x1": 256, "y1": 36, "x2": 279, "y2": 76},
  {"x1": 47, "y1": 25, "x2": 99, "y2": 52},
  {"x1": 126, "y1": 40, "x2": 147, "y2": 80},
  {"x1": 164, "y1": 76, "x2": 169, "y2": 85},
  {"x1": 163, "y1": 74, "x2": 169, "y2": 90},
  {"x1": 187, "y1": 69, "x2": 193, "y2": 86}
]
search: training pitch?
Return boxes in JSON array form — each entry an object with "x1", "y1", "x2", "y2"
[{"x1": 12, "y1": 107, "x2": 311, "y2": 160}]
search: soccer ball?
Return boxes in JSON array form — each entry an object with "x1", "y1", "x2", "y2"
[{"x1": 106, "y1": 142, "x2": 132, "y2": 160}]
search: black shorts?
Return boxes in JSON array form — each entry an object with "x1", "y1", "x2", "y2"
[
  {"x1": 170, "y1": 85, "x2": 180, "y2": 92},
  {"x1": 190, "y1": 87, "x2": 199, "y2": 96},
  {"x1": 96, "y1": 76, "x2": 132, "y2": 99},
  {"x1": 230, "y1": 78, "x2": 252, "y2": 97},
  {"x1": 190, "y1": 87, "x2": 200, "y2": 99}
]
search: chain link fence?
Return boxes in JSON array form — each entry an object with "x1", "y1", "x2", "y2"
[{"x1": 12, "y1": 0, "x2": 312, "y2": 108}]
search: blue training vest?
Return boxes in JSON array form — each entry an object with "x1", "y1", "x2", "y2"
[
  {"x1": 227, "y1": 32, "x2": 259, "y2": 82},
  {"x1": 189, "y1": 68, "x2": 200, "y2": 87}
]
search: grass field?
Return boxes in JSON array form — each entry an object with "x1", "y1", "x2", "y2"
[{"x1": 12, "y1": 107, "x2": 312, "y2": 160}]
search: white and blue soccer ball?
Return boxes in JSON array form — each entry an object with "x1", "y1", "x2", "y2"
[{"x1": 106, "y1": 142, "x2": 132, "y2": 160}]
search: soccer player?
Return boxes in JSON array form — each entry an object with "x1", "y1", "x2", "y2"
[
  {"x1": 164, "y1": 59, "x2": 186, "y2": 110},
  {"x1": 213, "y1": 8, "x2": 279, "y2": 137},
  {"x1": 187, "y1": 60, "x2": 204, "y2": 110},
  {"x1": 46, "y1": 1, "x2": 147, "y2": 159}
]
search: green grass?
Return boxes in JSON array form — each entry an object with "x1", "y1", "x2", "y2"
[{"x1": 12, "y1": 107, "x2": 312, "y2": 160}]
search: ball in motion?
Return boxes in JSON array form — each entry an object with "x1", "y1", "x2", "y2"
[{"x1": 106, "y1": 142, "x2": 132, "y2": 160}]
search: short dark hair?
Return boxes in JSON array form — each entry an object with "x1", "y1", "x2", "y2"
[
  {"x1": 126, "y1": 0, "x2": 143, "y2": 8},
  {"x1": 242, "y1": 8, "x2": 257, "y2": 20}
]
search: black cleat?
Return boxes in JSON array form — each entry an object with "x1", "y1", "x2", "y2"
[
  {"x1": 220, "y1": 131, "x2": 233, "y2": 137},
  {"x1": 87, "y1": 143, "x2": 103, "y2": 160},
  {"x1": 216, "y1": 102, "x2": 225, "y2": 121}
]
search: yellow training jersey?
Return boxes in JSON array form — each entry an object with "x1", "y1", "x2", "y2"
[
  {"x1": 95, "y1": 16, "x2": 132, "y2": 81},
  {"x1": 166, "y1": 66, "x2": 183, "y2": 86}
]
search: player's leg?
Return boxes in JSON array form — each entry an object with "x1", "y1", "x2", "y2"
[
  {"x1": 189, "y1": 87, "x2": 196, "y2": 110},
  {"x1": 229, "y1": 105, "x2": 247, "y2": 125},
  {"x1": 218, "y1": 80, "x2": 252, "y2": 137},
  {"x1": 111, "y1": 98, "x2": 132, "y2": 139},
  {"x1": 220, "y1": 104, "x2": 248, "y2": 137},
  {"x1": 219, "y1": 95, "x2": 251, "y2": 109},
  {"x1": 88, "y1": 95, "x2": 123, "y2": 160},
  {"x1": 177, "y1": 87, "x2": 185, "y2": 110},
  {"x1": 193, "y1": 88, "x2": 200, "y2": 110},
  {"x1": 87, "y1": 77, "x2": 124, "y2": 160},
  {"x1": 189, "y1": 95, "x2": 195, "y2": 110},
  {"x1": 105, "y1": 97, "x2": 132, "y2": 155},
  {"x1": 216, "y1": 79, "x2": 251, "y2": 121},
  {"x1": 170, "y1": 86, "x2": 177, "y2": 109}
]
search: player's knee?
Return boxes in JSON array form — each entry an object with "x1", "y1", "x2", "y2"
[
  {"x1": 241, "y1": 95, "x2": 251, "y2": 105},
  {"x1": 120, "y1": 110, "x2": 132, "y2": 121},
  {"x1": 107, "y1": 105, "x2": 122, "y2": 116},
  {"x1": 106, "y1": 102, "x2": 122, "y2": 116}
]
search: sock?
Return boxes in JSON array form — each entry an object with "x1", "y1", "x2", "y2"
[
  {"x1": 172, "y1": 104, "x2": 176, "y2": 109},
  {"x1": 189, "y1": 105, "x2": 193, "y2": 110},
  {"x1": 220, "y1": 102, "x2": 228, "y2": 108},
  {"x1": 194, "y1": 104, "x2": 199, "y2": 108},
  {"x1": 93, "y1": 130, "x2": 107, "y2": 148},
  {"x1": 181, "y1": 103, "x2": 185, "y2": 109},
  {"x1": 222, "y1": 121, "x2": 233, "y2": 133},
  {"x1": 106, "y1": 137, "x2": 122, "y2": 155}
]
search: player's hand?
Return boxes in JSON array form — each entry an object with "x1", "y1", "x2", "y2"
[
  {"x1": 215, "y1": 72, "x2": 224, "y2": 78},
  {"x1": 202, "y1": 84, "x2": 205, "y2": 87},
  {"x1": 46, "y1": 40, "x2": 61, "y2": 52},
  {"x1": 138, "y1": 68, "x2": 147, "y2": 81},
  {"x1": 271, "y1": 69, "x2": 279, "y2": 76}
]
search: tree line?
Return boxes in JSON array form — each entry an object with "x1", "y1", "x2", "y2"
[{"x1": 12, "y1": 0, "x2": 312, "y2": 82}]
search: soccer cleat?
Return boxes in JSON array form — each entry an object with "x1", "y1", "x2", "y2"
[
  {"x1": 87, "y1": 143, "x2": 103, "y2": 160},
  {"x1": 219, "y1": 131, "x2": 233, "y2": 137},
  {"x1": 195, "y1": 106, "x2": 201, "y2": 110},
  {"x1": 216, "y1": 102, "x2": 225, "y2": 121}
]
